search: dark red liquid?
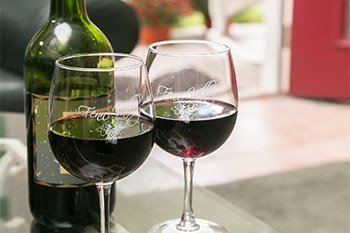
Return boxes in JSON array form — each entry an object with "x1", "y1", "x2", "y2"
[
  {"x1": 49, "y1": 115, "x2": 154, "y2": 183},
  {"x1": 154, "y1": 99, "x2": 237, "y2": 158}
]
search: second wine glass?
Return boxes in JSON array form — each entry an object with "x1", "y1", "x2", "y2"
[
  {"x1": 48, "y1": 53, "x2": 155, "y2": 233},
  {"x1": 146, "y1": 40, "x2": 239, "y2": 233}
]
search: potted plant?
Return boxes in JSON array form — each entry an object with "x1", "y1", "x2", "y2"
[
  {"x1": 191, "y1": 0, "x2": 210, "y2": 27},
  {"x1": 131, "y1": 0, "x2": 188, "y2": 44}
]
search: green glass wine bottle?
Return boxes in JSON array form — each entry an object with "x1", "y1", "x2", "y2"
[{"x1": 24, "y1": 0, "x2": 114, "y2": 228}]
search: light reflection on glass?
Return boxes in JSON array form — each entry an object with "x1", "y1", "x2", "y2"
[{"x1": 54, "y1": 23, "x2": 72, "y2": 44}]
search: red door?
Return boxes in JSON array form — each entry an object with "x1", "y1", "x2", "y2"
[{"x1": 290, "y1": 0, "x2": 350, "y2": 100}]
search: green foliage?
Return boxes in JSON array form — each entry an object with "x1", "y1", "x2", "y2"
[
  {"x1": 191, "y1": 0, "x2": 209, "y2": 17},
  {"x1": 174, "y1": 11, "x2": 205, "y2": 28},
  {"x1": 233, "y1": 3, "x2": 263, "y2": 23}
]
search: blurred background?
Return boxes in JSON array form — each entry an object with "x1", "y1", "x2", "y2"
[{"x1": 0, "y1": 0, "x2": 349, "y2": 232}]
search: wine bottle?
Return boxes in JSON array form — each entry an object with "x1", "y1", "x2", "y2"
[{"x1": 24, "y1": 0, "x2": 115, "y2": 228}]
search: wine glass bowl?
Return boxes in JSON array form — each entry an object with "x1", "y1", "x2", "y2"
[
  {"x1": 146, "y1": 40, "x2": 238, "y2": 233},
  {"x1": 154, "y1": 98, "x2": 237, "y2": 159},
  {"x1": 48, "y1": 53, "x2": 155, "y2": 233},
  {"x1": 48, "y1": 112, "x2": 154, "y2": 183}
]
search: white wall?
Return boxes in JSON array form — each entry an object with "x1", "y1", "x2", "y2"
[{"x1": 0, "y1": 113, "x2": 26, "y2": 144}]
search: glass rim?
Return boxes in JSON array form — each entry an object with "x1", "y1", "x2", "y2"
[
  {"x1": 55, "y1": 52, "x2": 144, "y2": 72},
  {"x1": 148, "y1": 39, "x2": 231, "y2": 57}
]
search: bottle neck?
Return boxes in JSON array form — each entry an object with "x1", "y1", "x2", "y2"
[{"x1": 49, "y1": 0, "x2": 87, "y2": 20}]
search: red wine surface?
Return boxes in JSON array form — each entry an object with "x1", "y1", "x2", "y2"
[
  {"x1": 49, "y1": 114, "x2": 154, "y2": 183},
  {"x1": 154, "y1": 99, "x2": 237, "y2": 158}
]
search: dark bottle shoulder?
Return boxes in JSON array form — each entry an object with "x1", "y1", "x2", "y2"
[
  {"x1": 24, "y1": 20, "x2": 112, "y2": 94},
  {"x1": 24, "y1": 20, "x2": 112, "y2": 60}
]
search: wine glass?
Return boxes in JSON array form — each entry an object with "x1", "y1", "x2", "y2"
[
  {"x1": 48, "y1": 53, "x2": 155, "y2": 233},
  {"x1": 146, "y1": 40, "x2": 238, "y2": 233}
]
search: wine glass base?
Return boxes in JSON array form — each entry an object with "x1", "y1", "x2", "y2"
[{"x1": 148, "y1": 219, "x2": 228, "y2": 233}]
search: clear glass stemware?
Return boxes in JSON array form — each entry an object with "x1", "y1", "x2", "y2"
[
  {"x1": 146, "y1": 40, "x2": 239, "y2": 233},
  {"x1": 48, "y1": 53, "x2": 155, "y2": 233}
]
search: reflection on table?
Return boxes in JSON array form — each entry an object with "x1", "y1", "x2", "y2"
[{"x1": 0, "y1": 138, "x2": 279, "y2": 233}]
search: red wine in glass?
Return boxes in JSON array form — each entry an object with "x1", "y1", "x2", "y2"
[
  {"x1": 48, "y1": 53, "x2": 155, "y2": 233},
  {"x1": 154, "y1": 99, "x2": 237, "y2": 159},
  {"x1": 49, "y1": 114, "x2": 154, "y2": 183},
  {"x1": 146, "y1": 40, "x2": 238, "y2": 233}
]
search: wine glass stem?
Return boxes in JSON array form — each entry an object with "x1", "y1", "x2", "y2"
[
  {"x1": 96, "y1": 182, "x2": 113, "y2": 233},
  {"x1": 177, "y1": 158, "x2": 199, "y2": 231}
]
